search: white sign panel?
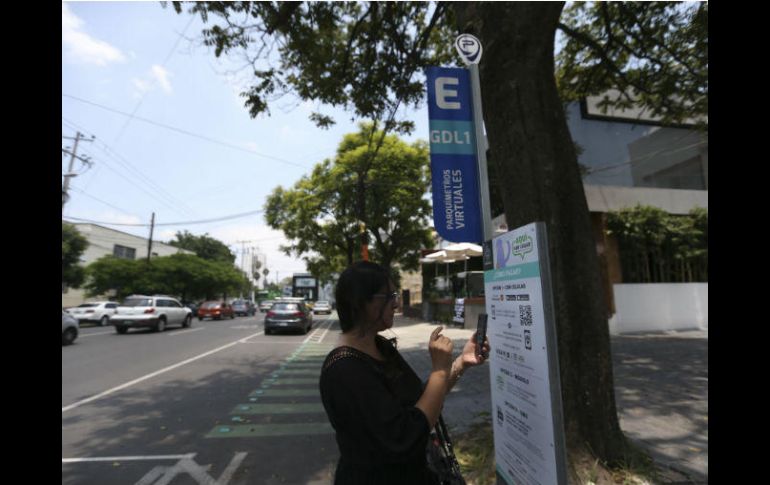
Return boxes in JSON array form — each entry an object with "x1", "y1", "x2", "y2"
[{"x1": 484, "y1": 222, "x2": 567, "y2": 485}]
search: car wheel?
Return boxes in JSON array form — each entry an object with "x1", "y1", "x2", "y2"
[
  {"x1": 198, "y1": 316, "x2": 203, "y2": 321},
  {"x1": 62, "y1": 328, "x2": 77, "y2": 345},
  {"x1": 115, "y1": 326, "x2": 128, "y2": 335},
  {"x1": 182, "y1": 315, "x2": 192, "y2": 328},
  {"x1": 156, "y1": 318, "x2": 166, "y2": 332},
  {"x1": 99, "y1": 315, "x2": 109, "y2": 327},
  {"x1": 231, "y1": 313, "x2": 235, "y2": 319},
  {"x1": 265, "y1": 328, "x2": 272, "y2": 335}
]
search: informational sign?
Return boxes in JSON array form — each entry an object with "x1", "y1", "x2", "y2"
[
  {"x1": 453, "y1": 298, "x2": 465, "y2": 325},
  {"x1": 425, "y1": 66, "x2": 482, "y2": 243},
  {"x1": 294, "y1": 278, "x2": 316, "y2": 288},
  {"x1": 455, "y1": 33, "x2": 483, "y2": 65},
  {"x1": 484, "y1": 222, "x2": 567, "y2": 485}
]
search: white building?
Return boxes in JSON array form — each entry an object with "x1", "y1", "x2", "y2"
[{"x1": 62, "y1": 222, "x2": 195, "y2": 308}]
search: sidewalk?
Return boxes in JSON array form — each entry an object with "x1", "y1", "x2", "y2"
[{"x1": 388, "y1": 314, "x2": 708, "y2": 484}]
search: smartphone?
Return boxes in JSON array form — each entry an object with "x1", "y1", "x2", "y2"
[{"x1": 476, "y1": 314, "x2": 488, "y2": 358}]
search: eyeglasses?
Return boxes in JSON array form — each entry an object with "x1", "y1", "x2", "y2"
[{"x1": 373, "y1": 292, "x2": 399, "y2": 302}]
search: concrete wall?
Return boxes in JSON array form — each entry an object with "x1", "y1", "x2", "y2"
[{"x1": 609, "y1": 283, "x2": 708, "y2": 335}]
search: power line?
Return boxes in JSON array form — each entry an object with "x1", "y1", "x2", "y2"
[
  {"x1": 63, "y1": 207, "x2": 264, "y2": 227},
  {"x1": 62, "y1": 94, "x2": 311, "y2": 169},
  {"x1": 62, "y1": 119, "x2": 200, "y2": 219}
]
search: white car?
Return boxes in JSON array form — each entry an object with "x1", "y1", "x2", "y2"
[
  {"x1": 67, "y1": 301, "x2": 119, "y2": 326},
  {"x1": 112, "y1": 295, "x2": 192, "y2": 334},
  {"x1": 313, "y1": 301, "x2": 332, "y2": 314},
  {"x1": 62, "y1": 311, "x2": 79, "y2": 345}
]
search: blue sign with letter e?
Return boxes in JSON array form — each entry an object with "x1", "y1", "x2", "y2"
[{"x1": 426, "y1": 66, "x2": 482, "y2": 243}]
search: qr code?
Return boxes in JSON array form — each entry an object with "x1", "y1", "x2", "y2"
[{"x1": 519, "y1": 305, "x2": 533, "y2": 326}]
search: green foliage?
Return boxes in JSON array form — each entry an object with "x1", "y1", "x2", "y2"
[
  {"x1": 62, "y1": 223, "x2": 89, "y2": 288},
  {"x1": 265, "y1": 123, "x2": 434, "y2": 284},
  {"x1": 84, "y1": 254, "x2": 251, "y2": 302},
  {"x1": 171, "y1": 2, "x2": 457, "y2": 130},
  {"x1": 606, "y1": 205, "x2": 708, "y2": 283},
  {"x1": 556, "y1": 2, "x2": 708, "y2": 130},
  {"x1": 168, "y1": 230, "x2": 235, "y2": 264}
]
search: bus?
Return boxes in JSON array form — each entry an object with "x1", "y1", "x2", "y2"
[{"x1": 292, "y1": 273, "x2": 319, "y2": 304}]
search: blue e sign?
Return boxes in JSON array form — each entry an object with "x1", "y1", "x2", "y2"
[{"x1": 426, "y1": 67, "x2": 482, "y2": 243}]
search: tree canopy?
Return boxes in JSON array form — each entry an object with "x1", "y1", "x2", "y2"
[
  {"x1": 84, "y1": 254, "x2": 251, "y2": 302},
  {"x1": 171, "y1": 0, "x2": 708, "y2": 474},
  {"x1": 265, "y1": 123, "x2": 433, "y2": 284},
  {"x1": 62, "y1": 223, "x2": 89, "y2": 289},
  {"x1": 167, "y1": 230, "x2": 236, "y2": 264}
]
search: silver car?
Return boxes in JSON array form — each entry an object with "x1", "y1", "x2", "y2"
[
  {"x1": 112, "y1": 295, "x2": 192, "y2": 334},
  {"x1": 62, "y1": 311, "x2": 79, "y2": 345},
  {"x1": 313, "y1": 300, "x2": 332, "y2": 314},
  {"x1": 67, "y1": 301, "x2": 119, "y2": 326}
]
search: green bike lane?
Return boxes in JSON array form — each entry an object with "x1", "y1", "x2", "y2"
[{"x1": 63, "y1": 316, "x2": 341, "y2": 485}]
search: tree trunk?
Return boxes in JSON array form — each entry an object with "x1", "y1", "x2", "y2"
[{"x1": 453, "y1": 0, "x2": 627, "y2": 472}]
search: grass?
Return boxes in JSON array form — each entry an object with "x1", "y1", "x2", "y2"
[{"x1": 451, "y1": 418, "x2": 663, "y2": 485}]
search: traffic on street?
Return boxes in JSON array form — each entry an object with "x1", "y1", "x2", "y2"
[{"x1": 63, "y1": 311, "x2": 340, "y2": 485}]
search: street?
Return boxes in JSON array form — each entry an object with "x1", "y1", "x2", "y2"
[{"x1": 62, "y1": 312, "x2": 339, "y2": 485}]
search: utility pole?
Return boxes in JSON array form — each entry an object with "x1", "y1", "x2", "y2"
[
  {"x1": 147, "y1": 212, "x2": 155, "y2": 263},
  {"x1": 62, "y1": 132, "x2": 94, "y2": 212}
]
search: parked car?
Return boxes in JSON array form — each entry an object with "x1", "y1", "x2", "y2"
[
  {"x1": 232, "y1": 299, "x2": 256, "y2": 316},
  {"x1": 62, "y1": 311, "x2": 79, "y2": 345},
  {"x1": 264, "y1": 301, "x2": 313, "y2": 335},
  {"x1": 112, "y1": 295, "x2": 193, "y2": 334},
  {"x1": 258, "y1": 300, "x2": 274, "y2": 313},
  {"x1": 183, "y1": 301, "x2": 200, "y2": 316},
  {"x1": 313, "y1": 300, "x2": 332, "y2": 315},
  {"x1": 198, "y1": 301, "x2": 235, "y2": 321},
  {"x1": 67, "y1": 301, "x2": 119, "y2": 326}
]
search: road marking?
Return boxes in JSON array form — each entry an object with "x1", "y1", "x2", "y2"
[
  {"x1": 207, "y1": 423, "x2": 333, "y2": 438},
  {"x1": 303, "y1": 318, "x2": 334, "y2": 344},
  {"x1": 249, "y1": 388, "x2": 319, "y2": 397},
  {"x1": 232, "y1": 403, "x2": 325, "y2": 414},
  {"x1": 62, "y1": 454, "x2": 196, "y2": 463},
  {"x1": 168, "y1": 327, "x2": 205, "y2": 336},
  {"x1": 134, "y1": 452, "x2": 246, "y2": 485},
  {"x1": 62, "y1": 331, "x2": 265, "y2": 413},
  {"x1": 78, "y1": 330, "x2": 115, "y2": 338}
]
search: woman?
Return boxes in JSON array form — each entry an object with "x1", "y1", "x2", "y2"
[{"x1": 319, "y1": 261, "x2": 490, "y2": 484}]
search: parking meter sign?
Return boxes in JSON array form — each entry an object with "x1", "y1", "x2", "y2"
[{"x1": 426, "y1": 66, "x2": 482, "y2": 243}]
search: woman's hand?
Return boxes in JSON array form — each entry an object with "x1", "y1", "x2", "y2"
[
  {"x1": 428, "y1": 326, "x2": 454, "y2": 372},
  {"x1": 459, "y1": 331, "x2": 490, "y2": 369}
]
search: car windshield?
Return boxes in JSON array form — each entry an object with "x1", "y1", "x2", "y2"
[
  {"x1": 122, "y1": 298, "x2": 152, "y2": 307},
  {"x1": 202, "y1": 302, "x2": 221, "y2": 309},
  {"x1": 273, "y1": 303, "x2": 299, "y2": 311}
]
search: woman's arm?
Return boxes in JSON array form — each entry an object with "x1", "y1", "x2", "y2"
[
  {"x1": 446, "y1": 331, "x2": 490, "y2": 393},
  {"x1": 414, "y1": 326, "x2": 453, "y2": 427}
]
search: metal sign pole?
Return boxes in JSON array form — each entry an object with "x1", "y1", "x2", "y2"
[
  {"x1": 456, "y1": 33, "x2": 493, "y2": 242},
  {"x1": 469, "y1": 63, "x2": 493, "y2": 242}
]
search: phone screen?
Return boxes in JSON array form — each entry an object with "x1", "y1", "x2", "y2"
[{"x1": 476, "y1": 314, "x2": 488, "y2": 358}]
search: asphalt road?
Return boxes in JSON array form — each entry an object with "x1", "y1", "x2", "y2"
[{"x1": 62, "y1": 312, "x2": 340, "y2": 485}]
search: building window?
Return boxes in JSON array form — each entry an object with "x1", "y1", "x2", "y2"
[{"x1": 113, "y1": 244, "x2": 136, "y2": 260}]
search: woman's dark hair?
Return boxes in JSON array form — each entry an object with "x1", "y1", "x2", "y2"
[{"x1": 335, "y1": 261, "x2": 390, "y2": 333}]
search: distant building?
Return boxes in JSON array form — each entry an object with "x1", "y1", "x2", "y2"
[{"x1": 62, "y1": 222, "x2": 195, "y2": 308}]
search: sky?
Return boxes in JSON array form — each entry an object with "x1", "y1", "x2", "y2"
[{"x1": 62, "y1": 2, "x2": 432, "y2": 286}]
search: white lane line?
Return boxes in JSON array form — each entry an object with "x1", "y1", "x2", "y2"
[
  {"x1": 303, "y1": 317, "x2": 335, "y2": 344},
  {"x1": 167, "y1": 327, "x2": 205, "y2": 336},
  {"x1": 62, "y1": 454, "x2": 196, "y2": 463},
  {"x1": 78, "y1": 331, "x2": 114, "y2": 338},
  {"x1": 62, "y1": 330, "x2": 264, "y2": 413}
]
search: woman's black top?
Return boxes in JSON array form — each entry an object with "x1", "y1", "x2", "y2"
[{"x1": 319, "y1": 335, "x2": 439, "y2": 485}]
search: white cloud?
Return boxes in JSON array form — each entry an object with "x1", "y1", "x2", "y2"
[
  {"x1": 131, "y1": 65, "x2": 174, "y2": 98},
  {"x1": 62, "y1": 3, "x2": 126, "y2": 66},
  {"x1": 150, "y1": 65, "x2": 173, "y2": 94}
]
